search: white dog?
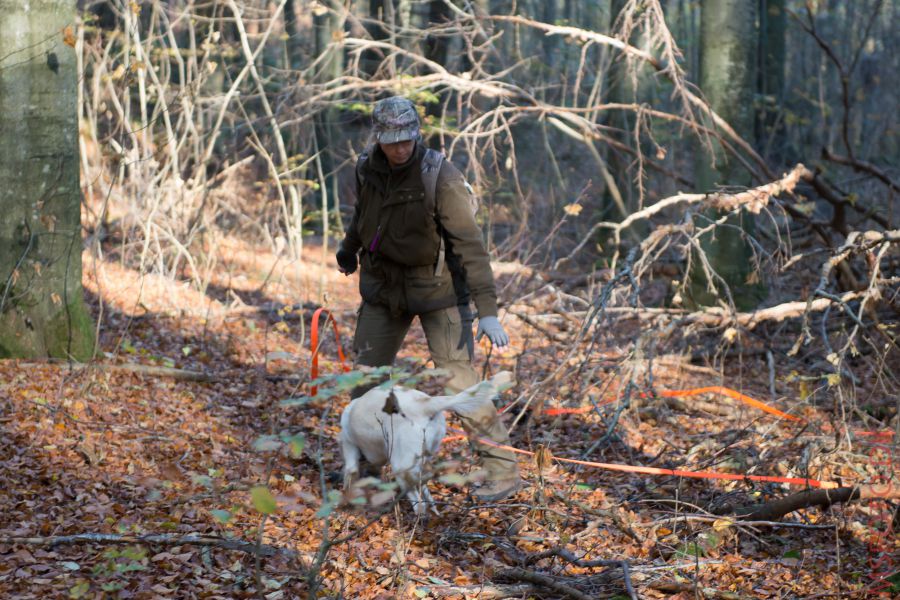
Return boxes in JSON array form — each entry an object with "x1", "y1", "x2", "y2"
[{"x1": 339, "y1": 372, "x2": 513, "y2": 514}]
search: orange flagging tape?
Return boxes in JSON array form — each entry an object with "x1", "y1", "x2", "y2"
[
  {"x1": 310, "y1": 308, "x2": 350, "y2": 396},
  {"x1": 853, "y1": 430, "x2": 895, "y2": 438},
  {"x1": 656, "y1": 387, "x2": 801, "y2": 421},
  {"x1": 535, "y1": 387, "x2": 801, "y2": 421},
  {"x1": 542, "y1": 402, "x2": 611, "y2": 416},
  {"x1": 445, "y1": 427, "x2": 838, "y2": 489}
]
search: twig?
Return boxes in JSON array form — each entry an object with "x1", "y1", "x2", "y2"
[
  {"x1": 821, "y1": 148, "x2": 899, "y2": 193},
  {"x1": 800, "y1": 168, "x2": 891, "y2": 230},
  {"x1": 488, "y1": 14, "x2": 773, "y2": 180},
  {"x1": 549, "y1": 491, "x2": 644, "y2": 544},
  {"x1": 803, "y1": 229, "x2": 900, "y2": 340}
]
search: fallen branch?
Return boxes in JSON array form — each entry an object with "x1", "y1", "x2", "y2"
[
  {"x1": 718, "y1": 483, "x2": 900, "y2": 521},
  {"x1": 616, "y1": 164, "x2": 810, "y2": 233},
  {"x1": 425, "y1": 583, "x2": 534, "y2": 599},
  {"x1": 506, "y1": 309, "x2": 568, "y2": 343},
  {"x1": 651, "y1": 581, "x2": 752, "y2": 600},
  {"x1": 595, "y1": 290, "x2": 866, "y2": 329},
  {"x1": 524, "y1": 548, "x2": 638, "y2": 600},
  {"x1": 640, "y1": 515, "x2": 834, "y2": 530},
  {"x1": 561, "y1": 164, "x2": 812, "y2": 261},
  {"x1": 36, "y1": 359, "x2": 216, "y2": 382},
  {"x1": 0, "y1": 533, "x2": 307, "y2": 561},
  {"x1": 33, "y1": 358, "x2": 300, "y2": 385},
  {"x1": 496, "y1": 568, "x2": 593, "y2": 600}
]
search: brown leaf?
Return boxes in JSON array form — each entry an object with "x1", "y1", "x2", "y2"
[{"x1": 62, "y1": 26, "x2": 76, "y2": 48}]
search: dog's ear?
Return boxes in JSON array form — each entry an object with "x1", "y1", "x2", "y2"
[
  {"x1": 491, "y1": 371, "x2": 515, "y2": 388},
  {"x1": 382, "y1": 389, "x2": 401, "y2": 415}
]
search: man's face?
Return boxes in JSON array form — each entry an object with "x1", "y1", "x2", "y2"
[{"x1": 379, "y1": 139, "x2": 415, "y2": 167}]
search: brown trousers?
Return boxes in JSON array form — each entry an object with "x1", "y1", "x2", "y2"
[{"x1": 352, "y1": 301, "x2": 518, "y2": 481}]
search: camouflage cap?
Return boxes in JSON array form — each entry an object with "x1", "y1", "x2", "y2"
[{"x1": 372, "y1": 96, "x2": 420, "y2": 144}]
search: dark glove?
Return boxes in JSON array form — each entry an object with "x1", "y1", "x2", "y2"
[{"x1": 336, "y1": 247, "x2": 358, "y2": 274}]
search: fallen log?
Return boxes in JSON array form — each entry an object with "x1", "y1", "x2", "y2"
[
  {"x1": 717, "y1": 482, "x2": 899, "y2": 521},
  {"x1": 0, "y1": 532, "x2": 308, "y2": 562}
]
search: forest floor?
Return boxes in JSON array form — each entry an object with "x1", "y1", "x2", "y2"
[{"x1": 0, "y1": 236, "x2": 896, "y2": 599}]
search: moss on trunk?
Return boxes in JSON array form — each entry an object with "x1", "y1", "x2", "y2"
[{"x1": 0, "y1": 0, "x2": 95, "y2": 360}]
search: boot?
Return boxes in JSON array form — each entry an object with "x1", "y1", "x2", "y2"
[{"x1": 457, "y1": 402, "x2": 521, "y2": 502}]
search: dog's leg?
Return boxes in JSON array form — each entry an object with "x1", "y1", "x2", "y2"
[
  {"x1": 391, "y1": 454, "x2": 431, "y2": 516},
  {"x1": 420, "y1": 486, "x2": 439, "y2": 516},
  {"x1": 340, "y1": 434, "x2": 362, "y2": 493}
]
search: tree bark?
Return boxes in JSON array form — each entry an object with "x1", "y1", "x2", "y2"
[
  {"x1": 758, "y1": 0, "x2": 787, "y2": 163},
  {"x1": 688, "y1": 0, "x2": 766, "y2": 310},
  {"x1": 313, "y1": 0, "x2": 345, "y2": 292},
  {"x1": 284, "y1": 0, "x2": 304, "y2": 71},
  {"x1": 0, "y1": 0, "x2": 94, "y2": 359}
]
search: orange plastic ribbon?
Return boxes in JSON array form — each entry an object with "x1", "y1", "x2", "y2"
[
  {"x1": 310, "y1": 307, "x2": 350, "y2": 396},
  {"x1": 444, "y1": 427, "x2": 837, "y2": 489},
  {"x1": 536, "y1": 386, "x2": 801, "y2": 421},
  {"x1": 655, "y1": 386, "x2": 801, "y2": 421}
]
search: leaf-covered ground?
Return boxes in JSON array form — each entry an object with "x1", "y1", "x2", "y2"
[{"x1": 1, "y1": 239, "x2": 896, "y2": 599}]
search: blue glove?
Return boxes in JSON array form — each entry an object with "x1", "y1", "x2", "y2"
[{"x1": 476, "y1": 316, "x2": 509, "y2": 349}]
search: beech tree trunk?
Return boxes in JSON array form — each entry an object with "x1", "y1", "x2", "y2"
[
  {"x1": 0, "y1": 0, "x2": 94, "y2": 359},
  {"x1": 689, "y1": 0, "x2": 766, "y2": 310}
]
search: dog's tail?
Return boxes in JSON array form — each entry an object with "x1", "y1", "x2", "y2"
[{"x1": 415, "y1": 371, "x2": 514, "y2": 420}]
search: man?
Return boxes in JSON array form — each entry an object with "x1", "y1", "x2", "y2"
[{"x1": 335, "y1": 96, "x2": 520, "y2": 502}]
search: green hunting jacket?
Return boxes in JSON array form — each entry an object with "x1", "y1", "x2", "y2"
[{"x1": 340, "y1": 143, "x2": 499, "y2": 318}]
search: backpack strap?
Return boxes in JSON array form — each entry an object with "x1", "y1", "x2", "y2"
[
  {"x1": 355, "y1": 145, "x2": 373, "y2": 193},
  {"x1": 421, "y1": 148, "x2": 446, "y2": 276},
  {"x1": 421, "y1": 148, "x2": 443, "y2": 209}
]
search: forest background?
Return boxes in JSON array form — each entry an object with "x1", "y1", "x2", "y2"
[{"x1": 0, "y1": 0, "x2": 898, "y2": 598}]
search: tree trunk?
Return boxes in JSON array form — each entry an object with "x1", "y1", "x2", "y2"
[
  {"x1": 313, "y1": 0, "x2": 345, "y2": 283},
  {"x1": 758, "y1": 0, "x2": 787, "y2": 164},
  {"x1": 425, "y1": 0, "x2": 451, "y2": 68},
  {"x1": 607, "y1": 0, "x2": 633, "y2": 212},
  {"x1": 0, "y1": 0, "x2": 94, "y2": 359},
  {"x1": 397, "y1": 0, "x2": 430, "y2": 58},
  {"x1": 284, "y1": 0, "x2": 304, "y2": 71},
  {"x1": 688, "y1": 0, "x2": 766, "y2": 310},
  {"x1": 313, "y1": 1, "x2": 344, "y2": 83},
  {"x1": 362, "y1": 0, "x2": 389, "y2": 78},
  {"x1": 541, "y1": 1, "x2": 560, "y2": 70}
]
